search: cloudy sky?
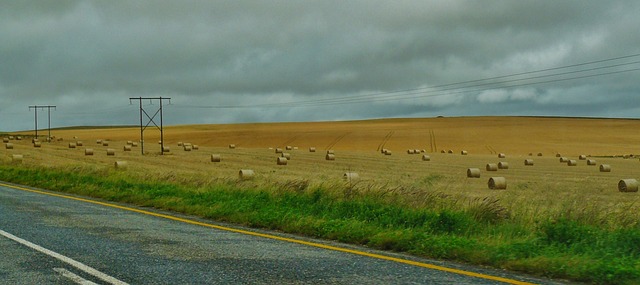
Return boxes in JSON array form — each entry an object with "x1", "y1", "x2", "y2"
[{"x1": 1, "y1": 1, "x2": 640, "y2": 131}]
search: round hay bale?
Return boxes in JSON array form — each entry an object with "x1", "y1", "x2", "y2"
[
  {"x1": 537, "y1": 152, "x2": 543, "y2": 157},
  {"x1": 600, "y1": 164, "x2": 611, "y2": 172},
  {"x1": 162, "y1": 146, "x2": 171, "y2": 153},
  {"x1": 11, "y1": 154, "x2": 23, "y2": 163},
  {"x1": 488, "y1": 177, "x2": 507, "y2": 190},
  {"x1": 461, "y1": 150, "x2": 468, "y2": 155},
  {"x1": 524, "y1": 159, "x2": 534, "y2": 166},
  {"x1": 183, "y1": 145, "x2": 192, "y2": 151},
  {"x1": 5, "y1": 143, "x2": 13, "y2": 150},
  {"x1": 447, "y1": 150, "x2": 453, "y2": 154},
  {"x1": 123, "y1": 145, "x2": 132, "y2": 151},
  {"x1": 239, "y1": 169, "x2": 254, "y2": 180},
  {"x1": 158, "y1": 140, "x2": 162, "y2": 144},
  {"x1": 422, "y1": 155, "x2": 431, "y2": 161},
  {"x1": 326, "y1": 150, "x2": 335, "y2": 154},
  {"x1": 281, "y1": 152, "x2": 291, "y2": 160},
  {"x1": 114, "y1": 161, "x2": 128, "y2": 169},
  {"x1": 407, "y1": 149, "x2": 415, "y2": 154},
  {"x1": 33, "y1": 142, "x2": 42, "y2": 148},
  {"x1": 618, "y1": 179, "x2": 639, "y2": 192},
  {"x1": 127, "y1": 141, "x2": 133, "y2": 145},
  {"x1": 228, "y1": 144, "x2": 236, "y2": 149},
  {"x1": 16, "y1": 136, "x2": 22, "y2": 140},
  {"x1": 102, "y1": 142, "x2": 109, "y2": 146},
  {"x1": 277, "y1": 156, "x2": 288, "y2": 165},
  {"x1": 343, "y1": 172, "x2": 359, "y2": 181},
  {"x1": 528, "y1": 152, "x2": 533, "y2": 156},
  {"x1": 498, "y1": 162, "x2": 509, "y2": 169},
  {"x1": 106, "y1": 148, "x2": 115, "y2": 156},
  {"x1": 68, "y1": 143, "x2": 77, "y2": 149},
  {"x1": 211, "y1": 154, "x2": 221, "y2": 162},
  {"x1": 567, "y1": 160, "x2": 577, "y2": 166},
  {"x1": 85, "y1": 149, "x2": 94, "y2": 156},
  {"x1": 76, "y1": 141, "x2": 83, "y2": 146},
  {"x1": 559, "y1": 157, "x2": 569, "y2": 163},
  {"x1": 587, "y1": 159, "x2": 597, "y2": 166},
  {"x1": 579, "y1": 155, "x2": 587, "y2": 160},
  {"x1": 275, "y1": 148, "x2": 283, "y2": 153},
  {"x1": 556, "y1": 153, "x2": 562, "y2": 157},
  {"x1": 96, "y1": 139, "x2": 102, "y2": 144},
  {"x1": 131, "y1": 142, "x2": 138, "y2": 147},
  {"x1": 486, "y1": 163, "x2": 498, "y2": 171},
  {"x1": 384, "y1": 150, "x2": 392, "y2": 156},
  {"x1": 285, "y1": 146, "x2": 293, "y2": 150},
  {"x1": 414, "y1": 149, "x2": 421, "y2": 154},
  {"x1": 498, "y1": 153, "x2": 506, "y2": 158},
  {"x1": 309, "y1": 147, "x2": 316, "y2": 152},
  {"x1": 441, "y1": 150, "x2": 446, "y2": 153},
  {"x1": 293, "y1": 146, "x2": 298, "y2": 150},
  {"x1": 178, "y1": 142, "x2": 183, "y2": 146},
  {"x1": 32, "y1": 138, "x2": 38, "y2": 143},
  {"x1": 8, "y1": 136, "x2": 14, "y2": 140},
  {"x1": 192, "y1": 145, "x2": 199, "y2": 150},
  {"x1": 467, "y1": 168, "x2": 481, "y2": 178},
  {"x1": 325, "y1": 153, "x2": 336, "y2": 161},
  {"x1": 2, "y1": 138, "x2": 8, "y2": 143}
]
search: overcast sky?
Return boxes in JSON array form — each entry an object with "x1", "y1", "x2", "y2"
[{"x1": 1, "y1": 1, "x2": 640, "y2": 131}]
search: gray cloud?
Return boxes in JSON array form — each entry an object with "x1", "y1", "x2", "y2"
[{"x1": 1, "y1": 0, "x2": 640, "y2": 131}]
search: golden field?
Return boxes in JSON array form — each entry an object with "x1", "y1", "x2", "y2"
[{"x1": 3, "y1": 116, "x2": 640, "y2": 225}]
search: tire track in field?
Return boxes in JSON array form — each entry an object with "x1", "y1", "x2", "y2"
[
  {"x1": 281, "y1": 135, "x2": 301, "y2": 147},
  {"x1": 325, "y1": 132, "x2": 350, "y2": 150},
  {"x1": 376, "y1": 131, "x2": 395, "y2": 152},
  {"x1": 429, "y1": 130, "x2": 437, "y2": 153}
]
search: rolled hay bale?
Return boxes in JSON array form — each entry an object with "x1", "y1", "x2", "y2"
[
  {"x1": 343, "y1": 172, "x2": 359, "y2": 182},
  {"x1": 587, "y1": 159, "x2": 597, "y2": 166},
  {"x1": 618, "y1": 179, "x2": 639, "y2": 192},
  {"x1": 467, "y1": 168, "x2": 481, "y2": 178},
  {"x1": 461, "y1": 150, "x2": 468, "y2": 155},
  {"x1": 238, "y1": 169, "x2": 254, "y2": 180},
  {"x1": 85, "y1": 149, "x2": 94, "y2": 156},
  {"x1": 183, "y1": 145, "x2": 192, "y2": 151},
  {"x1": 528, "y1": 152, "x2": 533, "y2": 156},
  {"x1": 407, "y1": 149, "x2": 415, "y2": 154},
  {"x1": 600, "y1": 164, "x2": 611, "y2": 172},
  {"x1": 102, "y1": 141, "x2": 109, "y2": 146},
  {"x1": 579, "y1": 155, "x2": 587, "y2": 160},
  {"x1": 447, "y1": 150, "x2": 454, "y2": 154},
  {"x1": 210, "y1": 154, "x2": 221, "y2": 162},
  {"x1": 422, "y1": 155, "x2": 431, "y2": 161},
  {"x1": 183, "y1": 143, "x2": 192, "y2": 147},
  {"x1": 498, "y1": 162, "x2": 509, "y2": 169},
  {"x1": 2, "y1": 138, "x2": 8, "y2": 143},
  {"x1": 68, "y1": 143, "x2": 77, "y2": 149},
  {"x1": 326, "y1": 150, "x2": 335, "y2": 154},
  {"x1": 556, "y1": 153, "x2": 562, "y2": 157},
  {"x1": 275, "y1": 148, "x2": 283, "y2": 153},
  {"x1": 293, "y1": 146, "x2": 299, "y2": 150},
  {"x1": 123, "y1": 145, "x2": 132, "y2": 152},
  {"x1": 76, "y1": 141, "x2": 83, "y2": 146},
  {"x1": 309, "y1": 147, "x2": 316, "y2": 152},
  {"x1": 488, "y1": 177, "x2": 507, "y2": 190},
  {"x1": 414, "y1": 149, "x2": 421, "y2": 154},
  {"x1": 162, "y1": 146, "x2": 171, "y2": 153},
  {"x1": 96, "y1": 139, "x2": 102, "y2": 144},
  {"x1": 32, "y1": 138, "x2": 38, "y2": 143},
  {"x1": 537, "y1": 152, "x2": 543, "y2": 157},
  {"x1": 567, "y1": 160, "x2": 577, "y2": 166},
  {"x1": 228, "y1": 144, "x2": 236, "y2": 149},
  {"x1": 421, "y1": 149, "x2": 426, "y2": 153},
  {"x1": 106, "y1": 148, "x2": 115, "y2": 156},
  {"x1": 57, "y1": 138, "x2": 64, "y2": 142},
  {"x1": 158, "y1": 140, "x2": 162, "y2": 144},
  {"x1": 33, "y1": 142, "x2": 42, "y2": 148},
  {"x1": 8, "y1": 136, "x2": 14, "y2": 140},
  {"x1": 177, "y1": 142, "x2": 183, "y2": 146},
  {"x1": 441, "y1": 150, "x2": 446, "y2": 153},
  {"x1": 559, "y1": 157, "x2": 569, "y2": 163},
  {"x1": 486, "y1": 163, "x2": 498, "y2": 171},
  {"x1": 131, "y1": 142, "x2": 138, "y2": 147},
  {"x1": 114, "y1": 161, "x2": 128, "y2": 169},
  {"x1": 524, "y1": 159, "x2": 534, "y2": 166},
  {"x1": 281, "y1": 152, "x2": 291, "y2": 160},
  {"x1": 498, "y1": 153, "x2": 506, "y2": 158},
  {"x1": 276, "y1": 156, "x2": 288, "y2": 165},
  {"x1": 5, "y1": 143, "x2": 13, "y2": 150},
  {"x1": 192, "y1": 145, "x2": 199, "y2": 150},
  {"x1": 325, "y1": 153, "x2": 336, "y2": 161},
  {"x1": 126, "y1": 141, "x2": 133, "y2": 145},
  {"x1": 285, "y1": 146, "x2": 293, "y2": 150},
  {"x1": 384, "y1": 150, "x2": 392, "y2": 156},
  {"x1": 16, "y1": 136, "x2": 22, "y2": 140},
  {"x1": 11, "y1": 154, "x2": 23, "y2": 163}
]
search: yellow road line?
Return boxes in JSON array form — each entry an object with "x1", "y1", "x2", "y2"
[{"x1": 0, "y1": 182, "x2": 536, "y2": 285}]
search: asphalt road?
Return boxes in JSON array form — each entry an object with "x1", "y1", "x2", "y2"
[{"x1": 0, "y1": 182, "x2": 568, "y2": 285}]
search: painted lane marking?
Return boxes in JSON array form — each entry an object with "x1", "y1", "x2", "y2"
[
  {"x1": 54, "y1": 268, "x2": 99, "y2": 285},
  {"x1": 0, "y1": 229, "x2": 128, "y2": 285},
  {"x1": 0, "y1": 182, "x2": 536, "y2": 285}
]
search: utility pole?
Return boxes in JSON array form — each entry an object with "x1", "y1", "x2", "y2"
[
  {"x1": 129, "y1": 97, "x2": 171, "y2": 155},
  {"x1": 29, "y1": 105, "x2": 56, "y2": 141}
]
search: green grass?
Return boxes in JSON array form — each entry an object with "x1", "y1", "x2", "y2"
[{"x1": 1, "y1": 164, "x2": 639, "y2": 284}]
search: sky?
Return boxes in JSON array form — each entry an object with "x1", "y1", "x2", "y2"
[{"x1": 1, "y1": 0, "x2": 640, "y2": 131}]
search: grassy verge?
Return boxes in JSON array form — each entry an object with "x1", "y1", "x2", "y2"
[{"x1": 1, "y1": 164, "x2": 639, "y2": 284}]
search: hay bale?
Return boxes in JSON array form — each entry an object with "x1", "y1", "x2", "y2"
[
  {"x1": 239, "y1": 169, "x2": 254, "y2": 180},
  {"x1": 76, "y1": 141, "x2": 83, "y2": 146},
  {"x1": 275, "y1": 148, "x2": 283, "y2": 153},
  {"x1": 16, "y1": 136, "x2": 22, "y2": 140},
  {"x1": 447, "y1": 150, "x2": 453, "y2": 154},
  {"x1": 276, "y1": 156, "x2": 288, "y2": 165},
  {"x1": 132, "y1": 142, "x2": 138, "y2": 147},
  {"x1": 343, "y1": 172, "x2": 359, "y2": 182},
  {"x1": 178, "y1": 142, "x2": 183, "y2": 146},
  {"x1": 488, "y1": 177, "x2": 507, "y2": 190},
  {"x1": 293, "y1": 146, "x2": 299, "y2": 150},
  {"x1": 127, "y1": 141, "x2": 133, "y2": 145},
  {"x1": 559, "y1": 157, "x2": 569, "y2": 163},
  {"x1": 33, "y1": 142, "x2": 42, "y2": 148},
  {"x1": 467, "y1": 168, "x2": 481, "y2": 178},
  {"x1": 2, "y1": 138, "x2": 8, "y2": 143},
  {"x1": 384, "y1": 150, "x2": 392, "y2": 156},
  {"x1": 11, "y1": 154, "x2": 23, "y2": 163},
  {"x1": 486, "y1": 163, "x2": 498, "y2": 171},
  {"x1": 96, "y1": 139, "x2": 102, "y2": 144},
  {"x1": 556, "y1": 153, "x2": 562, "y2": 157},
  {"x1": 309, "y1": 147, "x2": 316, "y2": 152},
  {"x1": 32, "y1": 138, "x2": 38, "y2": 143},
  {"x1": 162, "y1": 146, "x2": 171, "y2": 153},
  {"x1": 537, "y1": 153, "x2": 543, "y2": 156},
  {"x1": 618, "y1": 179, "x2": 639, "y2": 192},
  {"x1": 285, "y1": 146, "x2": 293, "y2": 150},
  {"x1": 5, "y1": 143, "x2": 13, "y2": 150},
  {"x1": 422, "y1": 155, "x2": 431, "y2": 161},
  {"x1": 414, "y1": 149, "x2": 421, "y2": 154},
  {"x1": 599, "y1": 164, "x2": 611, "y2": 172},
  {"x1": 8, "y1": 136, "x2": 14, "y2": 140},
  {"x1": 192, "y1": 145, "x2": 199, "y2": 150},
  {"x1": 281, "y1": 152, "x2": 291, "y2": 160},
  {"x1": 498, "y1": 153, "x2": 506, "y2": 158},
  {"x1": 441, "y1": 150, "x2": 446, "y2": 153},
  {"x1": 229, "y1": 144, "x2": 236, "y2": 149},
  {"x1": 211, "y1": 154, "x2": 221, "y2": 162},
  {"x1": 524, "y1": 159, "x2": 534, "y2": 166},
  {"x1": 68, "y1": 143, "x2": 77, "y2": 149},
  {"x1": 567, "y1": 160, "x2": 577, "y2": 166},
  {"x1": 114, "y1": 161, "x2": 128, "y2": 169},
  {"x1": 326, "y1": 150, "x2": 335, "y2": 154},
  {"x1": 123, "y1": 145, "x2": 132, "y2": 151},
  {"x1": 579, "y1": 155, "x2": 587, "y2": 160},
  {"x1": 407, "y1": 149, "x2": 415, "y2": 154},
  {"x1": 325, "y1": 153, "x2": 336, "y2": 161},
  {"x1": 106, "y1": 148, "x2": 115, "y2": 156},
  {"x1": 85, "y1": 149, "x2": 94, "y2": 156},
  {"x1": 461, "y1": 150, "x2": 468, "y2": 155},
  {"x1": 498, "y1": 162, "x2": 509, "y2": 169},
  {"x1": 183, "y1": 145, "x2": 192, "y2": 151},
  {"x1": 587, "y1": 159, "x2": 597, "y2": 166},
  {"x1": 528, "y1": 153, "x2": 533, "y2": 156},
  {"x1": 102, "y1": 141, "x2": 109, "y2": 146}
]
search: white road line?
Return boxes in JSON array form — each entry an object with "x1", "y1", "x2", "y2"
[
  {"x1": 54, "y1": 268, "x2": 99, "y2": 285},
  {"x1": 0, "y1": 229, "x2": 128, "y2": 285}
]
